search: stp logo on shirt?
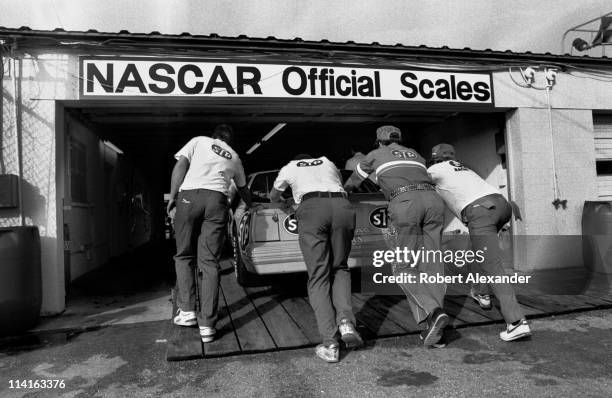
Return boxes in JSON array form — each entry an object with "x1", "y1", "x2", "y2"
[
  {"x1": 212, "y1": 144, "x2": 232, "y2": 159},
  {"x1": 283, "y1": 214, "x2": 299, "y2": 234},
  {"x1": 391, "y1": 150, "x2": 416, "y2": 159},
  {"x1": 296, "y1": 159, "x2": 323, "y2": 167},
  {"x1": 369, "y1": 207, "x2": 389, "y2": 228}
]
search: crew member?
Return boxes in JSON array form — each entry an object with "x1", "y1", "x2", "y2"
[
  {"x1": 167, "y1": 124, "x2": 252, "y2": 343},
  {"x1": 428, "y1": 143, "x2": 531, "y2": 341},
  {"x1": 344, "y1": 126, "x2": 448, "y2": 347},
  {"x1": 345, "y1": 147, "x2": 376, "y2": 184},
  {"x1": 270, "y1": 154, "x2": 362, "y2": 363}
]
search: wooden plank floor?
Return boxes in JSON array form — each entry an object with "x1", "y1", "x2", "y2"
[{"x1": 167, "y1": 260, "x2": 612, "y2": 361}]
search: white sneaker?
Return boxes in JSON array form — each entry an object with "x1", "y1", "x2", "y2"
[
  {"x1": 199, "y1": 326, "x2": 216, "y2": 343},
  {"x1": 173, "y1": 309, "x2": 197, "y2": 326},
  {"x1": 339, "y1": 319, "x2": 363, "y2": 348},
  {"x1": 315, "y1": 343, "x2": 339, "y2": 363},
  {"x1": 500, "y1": 319, "x2": 531, "y2": 341},
  {"x1": 470, "y1": 290, "x2": 492, "y2": 310}
]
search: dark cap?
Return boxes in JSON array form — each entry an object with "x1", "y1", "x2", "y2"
[
  {"x1": 376, "y1": 125, "x2": 402, "y2": 141},
  {"x1": 431, "y1": 143, "x2": 456, "y2": 161},
  {"x1": 293, "y1": 153, "x2": 313, "y2": 160}
]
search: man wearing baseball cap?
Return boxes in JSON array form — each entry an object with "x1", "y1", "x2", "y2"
[
  {"x1": 428, "y1": 143, "x2": 531, "y2": 341},
  {"x1": 345, "y1": 125, "x2": 448, "y2": 348}
]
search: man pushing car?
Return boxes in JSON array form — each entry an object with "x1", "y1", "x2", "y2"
[
  {"x1": 344, "y1": 125, "x2": 449, "y2": 348},
  {"x1": 427, "y1": 143, "x2": 531, "y2": 341},
  {"x1": 270, "y1": 154, "x2": 363, "y2": 363},
  {"x1": 167, "y1": 124, "x2": 252, "y2": 343}
]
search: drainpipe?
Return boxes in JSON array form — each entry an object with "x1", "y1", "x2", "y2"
[{"x1": 11, "y1": 51, "x2": 24, "y2": 226}]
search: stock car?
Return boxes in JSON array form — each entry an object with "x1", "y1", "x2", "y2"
[{"x1": 228, "y1": 170, "x2": 391, "y2": 286}]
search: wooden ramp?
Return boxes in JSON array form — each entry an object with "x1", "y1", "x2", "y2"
[{"x1": 166, "y1": 261, "x2": 612, "y2": 361}]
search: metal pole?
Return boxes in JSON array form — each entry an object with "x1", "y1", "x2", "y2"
[{"x1": 12, "y1": 55, "x2": 24, "y2": 226}]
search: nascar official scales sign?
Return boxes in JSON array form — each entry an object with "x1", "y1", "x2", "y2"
[{"x1": 79, "y1": 57, "x2": 493, "y2": 104}]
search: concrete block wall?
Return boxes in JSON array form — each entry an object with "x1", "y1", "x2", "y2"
[{"x1": 505, "y1": 107, "x2": 598, "y2": 271}]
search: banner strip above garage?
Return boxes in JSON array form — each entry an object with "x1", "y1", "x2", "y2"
[{"x1": 79, "y1": 57, "x2": 493, "y2": 104}]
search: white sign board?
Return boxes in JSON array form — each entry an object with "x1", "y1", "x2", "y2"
[{"x1": 79, "y1": 57, "x2": 493, "y2": 104}]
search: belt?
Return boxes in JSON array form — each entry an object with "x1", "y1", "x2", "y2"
[
  {"x1": 301, "y1": 191, "x2": 348, "y2": 201},
  {"x1": 389, "y1": 183, "x2": 435, "y2": 200}
]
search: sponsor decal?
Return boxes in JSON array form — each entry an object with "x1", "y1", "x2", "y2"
[
  {"x1": 80, "y1": 57, "x2": 493, "y2": 105},
  {"x1": 296, "y1": 159, "x2": 323, "y2": 167},
  {"x1": 239, "y1": 211, "x2": 251, "y2": 248},
  {"x1": 212, "y1": 144, "x2": 232, "y2": 159},
  {"x1": 283, "y1": 213, "x2": 299, "y2": 234},
  {"x1": 369, "y1": 207, "x2": 389, "y2": 228},
  {"x1": 449, "y1": 160, "x2": 469, "y2": 171},
  {"x1": 391, "y1": 150, "x2": 417, "y2": 159}
]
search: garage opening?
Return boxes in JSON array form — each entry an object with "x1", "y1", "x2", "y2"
[{"x1": 56, "y1": 99, "x2": 509, "y2": 328}]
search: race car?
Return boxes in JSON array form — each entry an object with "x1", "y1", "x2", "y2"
[
  {"x1": 229, "y1": 170, "x2": 471, "y2": 286},
  {"x1": 229, "y1": 169, "x2": 392, "y2": 286}
]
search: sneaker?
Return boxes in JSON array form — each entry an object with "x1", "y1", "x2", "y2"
[
  {"x1": 421, "y1": 308, "x2": 449, "y2": 347},
  {"x1": 469, "y1": 290, "x2": 492, "y2": 310},
  {"x1": 500, "y1": 319, "x2": 531, "y2": 341},
  {"x1": 338, "y1": 319, "x2": 363, "y2": 348},
  {"x1": 420, "y1": 334, "x2": 447, "y2": 348},
  {"x1": 199, "y1": 326, "x2": 216, "y2": 343},
  {"x1": 173, "y1": 309, "x2": 197, "y2": 326},
  {"x1": 315, "y1": 343, "x2": 339, "y2": 363}
]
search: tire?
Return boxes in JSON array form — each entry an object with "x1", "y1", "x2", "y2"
[{"x1": 232, "y1": 226, "x2": 266, "y2": 287}]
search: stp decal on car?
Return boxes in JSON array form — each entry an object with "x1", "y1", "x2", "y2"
[
  {"x1": 239, "y1": 211, "x2": 251, "y2": 248},
  {"x1": 369, "y1": 207, "x2": 389, "y2": 228},
  {"x1": 283, "y1": 213, "x2": 299, "y2": 234},
  {"x1": 212, "y1": 144, "x2": 232, "y2": 159}
]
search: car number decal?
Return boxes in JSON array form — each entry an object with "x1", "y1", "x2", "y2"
[
  {"x1": 283, "y1": 213, "x2": 299, "y2": 234},
  {"x1": 369, "y1": 207, "x2": 389, "y2": 228}
]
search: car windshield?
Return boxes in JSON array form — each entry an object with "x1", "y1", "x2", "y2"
[{"x1": 249, "y1": 169, "x2": 380, "y2": 203}]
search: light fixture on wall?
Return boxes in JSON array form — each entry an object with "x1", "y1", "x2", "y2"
[
  {"x1": 520, "y1": 67, "x2": 536, "y2": 86},
  {"x1": 103, "y1": 140, "x2": 123, "y2": 154}
]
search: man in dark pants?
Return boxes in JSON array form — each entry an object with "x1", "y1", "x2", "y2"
[
  {"x1": 167, "y1": 124, "x2": 252, "y2": 343},
  {"x1": 344, "y1": 126, "x2": 448, "y2": 347},
  {"x1": 270, "y1": 154, "x2": 362, "y2": 363},
  {"x1": 428, "y1": 143, "x2": 531, "y2": 341}
]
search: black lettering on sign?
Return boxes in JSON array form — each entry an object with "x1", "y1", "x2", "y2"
[
  {"x1": 204, "y1": 66, "x2": 236, "y2": 95},
  {"x1": 391, "y1": 150, "x2": 417, "y2": 159},
  {"x1": 149, "y1": 63, "x2": 175, "y2": 94},
  {"x1": 212, "y1": 144, "x2": 232, "y2": 159},
  {"x1": 369, "y1": 207, "x2": 389, "y2": 228},
  {"x1": 296, "y1": 159, "x2": 323, "y2": 167},
  {"x1": 87, "y1": 63, "x2": 113, "y2": 93},
  {"x1": 237, "y1": 66, "x2": 262, "y2": 95},
  {"x1": 116, "y1": 64, "x2": 146, "y2": 93},
  {"x1": 400, "y1": 72, "x2": 418, "y2": 98},
  {"x1": 178, "y1": 65, "x2": 204, "y2": 94},
  {"x1": 283, "y1": 213, "x2": 299, "y2": 234},
  {"x1": 449, "y1": 160, "x2": 469, "y2": 171}
]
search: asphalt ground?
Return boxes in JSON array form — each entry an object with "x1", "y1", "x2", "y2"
[{"x1": 1, "y1": 309, "x2": 611, "y2": 397}]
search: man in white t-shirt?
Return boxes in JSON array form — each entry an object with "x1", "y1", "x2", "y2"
[
  {"x1": 428, "y1": 143, "x2": 530, "y2": 342},
  {"x1": 167, "y1": 124, "x2": 252, "y2": 343},
  {"x1": 270, "y1": 154, "x2": 362, "y2": 363}
]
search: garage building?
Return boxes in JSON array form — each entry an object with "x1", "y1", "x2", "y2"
[{"x1": 1, "y1": 27, "x2": 611, "y2": 315}]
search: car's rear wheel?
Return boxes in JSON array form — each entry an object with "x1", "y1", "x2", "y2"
[{"x1": 232, "y1": 226, "x2": 265, "y2": 287}]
